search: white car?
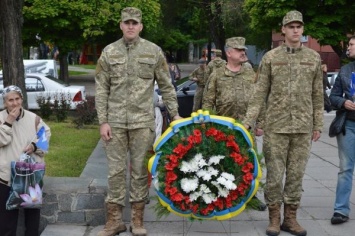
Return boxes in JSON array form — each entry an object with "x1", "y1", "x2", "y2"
[
  {"x1": 326, "y1": 72, "x2": 338, "y2": 96},
  {"x1": 0, "y1": 73, "x2": 86, "y2": 110}
]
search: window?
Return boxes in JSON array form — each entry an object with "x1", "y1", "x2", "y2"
[{"x1": 25, "y1": 78, "x2": 44, "y2": 92}]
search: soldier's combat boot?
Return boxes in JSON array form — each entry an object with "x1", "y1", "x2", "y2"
[
  {"x1": 266, "y1": 203, "x2": 281, "y2": 236},
  {"x1": 130, "y1": 201, "x2": 147, "y2": 236},
  {"x1": 280, "y1": 204, "x2": 307, "y2": 236},
  {"x1": 97, "y1": 203, "x2": 127, "y2": 236}
]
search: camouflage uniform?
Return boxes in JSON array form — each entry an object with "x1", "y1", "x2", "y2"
[
  {"x1": 190, "y1": 64, "x2": 208, "y2": 112},
  {"x1": 243, "y1": 43, "x2": 324, "y2": 205},
  {"x1": 206, "y1": 57, "x2": 227, "y2": 79},
  {"x1": 203, "y1": 63, "x2": 256, "y2": 122},
  {"x1": 96, "y1": 37, "x2": 179, "y2": 206}
]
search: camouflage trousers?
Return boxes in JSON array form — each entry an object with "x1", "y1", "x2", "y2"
[
  {"x1": 192, "y1": 86, "x2": 204, "y2": 112},
  {"x1": 104, "y1": 127, "x2": 155, "y2": 206},
  {"x1": 263, "y1": 132, "x2": 312, "y2": 205}
]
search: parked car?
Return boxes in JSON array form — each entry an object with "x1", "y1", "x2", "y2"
[
  {"x1": 176, "y1": 80, "x2": 196, "y2": 117},
  {"x1": 0, "y1": 73, "x2": 86, "y2": 110}
]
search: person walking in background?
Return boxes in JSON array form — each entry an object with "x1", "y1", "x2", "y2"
[
  {"x1": 189, "y1": 58, "x2": 208, "y2": 112},
  {"x1": 322, "y1": 64, "x2": 332, "y2": 112},
  {"x1": 329, "y1": 35, "x2": 355, "y2": 225},
  {"x1": 206, "y1": 49, "x2": 226, "y2": 79},
  {"x1": 243, "y1": 10, "x2": 323, "y2": 236},
  {"x1": 95, "y1": 7, "x2": 181, "y2": 236},
  {"x1": 0, "y1": 85, "x2": 51, "y2": 236}
]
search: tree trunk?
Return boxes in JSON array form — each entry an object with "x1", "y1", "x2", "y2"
[
  {"x1": 59, "y1": 53, "x2": 69, "y2": 84},
  {"x1": 0, "y1": 0, "x2": 28, "y2": 108}
]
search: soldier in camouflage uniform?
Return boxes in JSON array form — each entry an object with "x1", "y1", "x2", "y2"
[
  {"x1": 202, "y1": 37, "x2": 266, "y2": 210},
  {"x1": 203, "y1": 37, "x2": 259, "y2": 124},
  {"x1": 243, "y1": 11, "x2": 323, "y2": 236},
  {"x1": 95, "y1": 7, "x2": 181, "y2": 236},
  {"x1": 206, "y1": 49, "x2": 226, "y2": 79},
  {"x1": 189, "y1": 59, "x2": 208, "y2": 112}
]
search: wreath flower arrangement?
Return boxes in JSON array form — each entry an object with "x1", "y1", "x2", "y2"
[{"x1": 148, "y1": 110, "x2": 261, "y2": 220}]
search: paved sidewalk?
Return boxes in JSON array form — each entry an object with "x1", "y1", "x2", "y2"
[{"x1": 41, "y1": 111, "x2": 355, "y2": 236}]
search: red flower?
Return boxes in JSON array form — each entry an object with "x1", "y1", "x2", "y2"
[
  {"x1": 166, "y1": 171, "x2": 177, "y2": 183},
  {"x1": 167, "y1": 154, "x2": 179, "y2": 163},
  {"x1": 166, "y1": 186, "x2": 178, "y2": 196},
  {"x1": 205, "y1": 127, "x2": 218, "y2": 136},
  {"x1": 214, "y1": 198, "x2": 224, "y2": 210},
  {"x1": 165, "y1": 161, "x2": 178, "y2": 170},
  {"x1": 243, "y1": 172, "x2": 254, "y2": 183},
  {"x1": 173, "y1": 143, "x2": 188, "y2": 156},
  {"x1": 230, "y1": 152, "x2": 245, "y2": 165},
  {"x1": 171, "y1": 192, "x2": 184, "y2": 202},
  {"x1": 193, "y1": 129, "x2": 202, "y2": 137},
  {"x1": 226, "y1": 140, "x2": 240, "y2": 153},
  {"x1": 242, "y1": 162, "x2": 254, "y2": 173},
  {"x1": 191, "y1": 204, "x2": 199, "y2": 213}
]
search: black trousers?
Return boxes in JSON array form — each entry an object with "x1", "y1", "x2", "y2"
[{"x1": 0, "y1": 183, "x2": 40, "y2": 236}]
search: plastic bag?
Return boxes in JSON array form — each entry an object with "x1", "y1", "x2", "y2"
[{"x1": 6, "y1": 154, "x2": 45, "y2": 210}]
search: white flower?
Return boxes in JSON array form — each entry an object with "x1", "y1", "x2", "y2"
[
  {"x1": 198, "y1": 158, "x2": 208, "y2": 168},
  {"x1": 221, "y1": 172, "x2": 235, "y2": 181},
  {"x1": 180, "y1": 159, "x2": 199, "y2": 173},
  {"x1": 211, "y1": 181, "x2": 230, "y2": 198},
  {"x1": 181, "y1": 177, "x2": 199, "y2": 193},
  {"x1": 224, "y1": 180, "x2": 237, "y2": 190},
  {"x1": 202, "y1": 193, "x2": 217, "y2": 204},
  {"x1": 207, "y1": 166, "x2": 219, "y2": 176},
  {"x1": 217, "y1": 175, "x2": 237, "y2": 190},
  {"x1": 189, "y1": 192, "x2": 201, "y2": 201},
  {"x1": 208, "y1": 155, "x2": 225, "y2": 165},
  {"x1": 179, "y1": 153, "x2": 237, "y2": 204},
  {"x1": 199, "y1": 184, "x2": 211, "y2": 194}
]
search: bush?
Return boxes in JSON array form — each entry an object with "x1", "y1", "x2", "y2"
[
  {"x1": 36, "y1": 92, "x2": 71, "y2": 122},
  {"x1": 36, "y1": 95, "x2": 53, "y2": 119},
  {"x1": 53, "y1": 92, "x2": 71, "y2": 122},
  {"x1": 73, "y1": 96, "x2": 97, "y2": 128}
]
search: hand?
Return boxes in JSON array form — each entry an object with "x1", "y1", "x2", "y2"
[
  {"x1": 255, "y1": 128, "x2": 264, "y2": 136},
  {"x1": 172, "y1": 114, "x2": 183, "y2": 120},
  {"x1": 23, "y1": 143, "x2": 35, "y2": 154},
  {"x1": 312, "y1": 130, "x2": 321, "y2": 142},
  {"x1": 100, "y1": 123, "x2": 112, "y2": 141},
  {"x1": 6, "y1": 107, "x2": 21, "y2": 124},
  {"x1": 343, "y1": 100, "x2": 355, "y2": 111},
  {"x1": 244, "y1": 124, "x2": 250, "y2": 130}
]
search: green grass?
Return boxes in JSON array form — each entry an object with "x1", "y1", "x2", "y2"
[
  {"x1": 44, "y1": 120, "x2": 100, "y2": 177},
  {"x1": 72, "y1": 64, "x2": 96, "y2": 69},
  {"x1": 69, "y1": 71, "x2": 88, "y2": 76}
]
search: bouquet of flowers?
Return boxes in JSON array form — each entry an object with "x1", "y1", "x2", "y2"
[{"x1": 148, "y1": 110, "x2": 262, "y2": 220}]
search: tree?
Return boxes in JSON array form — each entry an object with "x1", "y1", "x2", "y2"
[
  {"x1": 22, "y1": 0, "x2": 161, "y2": 82},
  {"x1": 244, "y1": 0, "x2": 355, "y2": 60},
  {"x1": 0, "y1": 0, "x2": 28, "y2": 107}
]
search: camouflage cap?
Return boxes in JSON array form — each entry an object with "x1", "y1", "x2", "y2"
[
  {"x1": 121, "y1": 7, "x2": 142, "y2": 23},
  {"x1": 282, "y1": 10, "x2": 303, "y2": 26},
  {"x1": 214, "y1": 49, "x2": 222, "y2": 57},
  {"x1": 225, "y1": 37, "x2": 247, "y2": 50}
]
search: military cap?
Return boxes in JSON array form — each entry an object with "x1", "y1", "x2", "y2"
[
  {"x1": 121, "y1": 7, "x2": 142, "y2": 23},
  {"x1": 214, "y1": 49, "x2": 222, "y2": 57},
  {"x1": 225, "y1": 37, "x2": 247, "y2": 50},
  {"x1": 282, "y1": 10, "x2": 303, "y2": 26}
]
